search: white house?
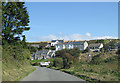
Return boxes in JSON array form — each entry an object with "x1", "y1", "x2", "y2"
[
  {"x1": 55, "y1": 42, "x2": 74, "y2": 51},
  {"x1": 72, "y1": 41, "x2": 88, "y2": 50},
  {"x1": 88, "y1": 43, "x2": 104, "y2": 52},
  {"x1": 51, "y1": 40, "x2": 64, "y2": 46},
  {"x1": 55, "y1": 41, "x2": 88, "y2": 51}
]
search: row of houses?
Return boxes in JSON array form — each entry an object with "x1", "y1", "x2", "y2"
[
  {"x1": 31, "y1": 50, "x2": 55, "y2": 60},
  {"x1": 55, "y1": 41, "x2": 88, "y2": 51},
  {"x1": 49, "y1": 40, "x2": 103, "y2": 52},
  {"x1": 31, "y1": 39, "x2": 119, "y2": 60}
]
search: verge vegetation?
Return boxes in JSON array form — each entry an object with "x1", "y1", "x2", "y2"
[
  {"x1": 2, "y1": 2, "x2": 36, "y2": 81},
  {"x1": 48, "y1": 48, "x2": 119, "y2": 82}
]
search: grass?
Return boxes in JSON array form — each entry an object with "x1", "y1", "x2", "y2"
[
  {"x1": 45, "y1": 58, "x2": 54, "y2": 62},
  {"x1": 16, "y1": 66, "x2": 36, "y2": 81},
  {"x1": 0, "y1": 61, "x2": 2, "y2": 82},
  {"x1": 2, "y1": 56, "x2": 36, "y2": 81},
  {"x1": 48, "y1": 51, "x2": 119, "y2": 82},
  {"x1": 30, "y1": 59, "x2": 45, "y2": 63}
]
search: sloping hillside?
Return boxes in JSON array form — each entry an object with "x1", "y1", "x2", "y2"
[
  {"x1": 2, "y1": 44, "x2": 36, "y2": 81},
  {"x1": 65, "y1": 51, "x2": 119, "y2": 81},
  {"x1": 49, "y1": 50, "x2": 119, "y2": 82}
]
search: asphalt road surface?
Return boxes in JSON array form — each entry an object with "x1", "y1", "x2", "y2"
[{"x1": 22, "y1": 66, "x2": 86, "y2": 81}]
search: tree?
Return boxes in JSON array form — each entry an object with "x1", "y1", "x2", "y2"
[
  {"x1": 69, "y1": 47, "x2": 80, "y2": 58},
  {"x1": 28, "y1": 46, "x2": 37, "y2": 54},
  {"x1": 53, "y1": 57, "x2": 63, "y2": 68},
  {"x1": 95, "y1": 39, "x2": 104, "y2": 44},
  {"x1": 2, "y1": 2, "x2": 30, "y2": 43},
  {"x1": 63, "y1": 53, "x2": 75, "y2": 69}
]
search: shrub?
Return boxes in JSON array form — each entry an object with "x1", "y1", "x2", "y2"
[
  {"x1": 53, "y1": 57, "x2": 63, "y2": 69},
  {"x1": 50, "y1": 46, "x2": 56, "y2": 50},
  {"x1": 63, "y1": 53, "x2": 76, "y2": 69},
  {"x1": 90, "y1": 54, "x2": 102, "y2": 65}
]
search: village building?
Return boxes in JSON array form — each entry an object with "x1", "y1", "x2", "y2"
[
  {"x1": 114, "y1": 43, "x2": 120, "y2": 49},
  {"x1": 31, "y1": 50, "x2": 55, "y2": 60},
  {"x1": 51, "y1": 40, "x2": 64, "y2": 46},
  {"x1": 88, "y1": 43, "x2": 103, "y2": 52},
  {"x1": 55, "y1": 41, "x2": 88, "y2": 51}
]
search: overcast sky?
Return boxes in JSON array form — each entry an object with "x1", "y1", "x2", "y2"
[{"x1": 23, "y1": 2, "x2": 118, "y2": 42}]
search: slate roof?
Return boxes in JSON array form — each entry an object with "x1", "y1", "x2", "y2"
[
  {"x1": 51, "y1": 40, "x2": 63, "y2": 43},
  {"x1": 88, "y1": 43, "x2": 101, "y2": 48},
  {"x1": 56, "y1": 41, "x2": 85, "y2": 45},
  {"x1": 73, "y1": 41, "x2": 85, "y2": 45},
  {"x1": 35, "y1": 51, "x2": 42, "y2": 55}
]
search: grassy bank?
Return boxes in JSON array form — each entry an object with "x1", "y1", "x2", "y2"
[
  {"x1": 48, "y1": 51, "x2": 119, "y2": 82},
  {"x1": 0, "y1": 61, "x2": 2, "y2": 82},
  {"x1": 2, "y1": 44, "x2": 36, "y2": 81},
  {"x1": 2, "y1": 55, "x2": 36, "y2": 81}
]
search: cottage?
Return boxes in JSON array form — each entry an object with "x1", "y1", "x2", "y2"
[
  {"x1": 55, "y1": 42, "x2": 74, "y2": 51},
  {"x1": 47, "y1": 50, "x2": 56, "y2": 59},
  {"x1": 114, "y1": 43, "x2": 120, "y2": 49},
  {"x1": 32, "y1": 50, "x2": 56, "y2": 60},
  {"x1": 88, "y1": 43, "x2": 103, "y2": 52},
  {"x1": 55, "y1": 41, "x2": 88, "y2": 51},
  {"x1": 51, "y1": 40, "x2": 64, "y2": 46},
  {"x1": 73, "y1": 41, "x2": 88, "y2": 50}
]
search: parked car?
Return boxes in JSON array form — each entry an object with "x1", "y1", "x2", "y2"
[{"x1": 40, "y1": 62, "x2": 50, "y2": 67}]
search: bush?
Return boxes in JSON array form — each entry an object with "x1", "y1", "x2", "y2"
[
  {"x1": 31, "y1": 62, "x2": 40, "y2": 66},
  {"x1": 104, "y1": 56, "x2": 117, "y2": 63},
  {"x1": 53, "y1": 57, "x2": 63, "y2": 69},
  {"x1": 55, "y1": 47, "x2": 80, "y2": 58},
  {"x1": 28, "y1": 46, "x2": 37, "y2": 54},
  {"x1": 90, "y1": 54, "x2": 102, "y2": 65},
  {"x1": 50, "y1": 46, "x2": 56, "y2": 50},
  {"x1": 63, "y1": 53, "x2": 76, "y2": 69}
]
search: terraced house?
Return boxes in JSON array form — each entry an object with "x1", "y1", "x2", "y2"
[
  {"x1": 88, "y1": 43, "x2": 104, "y2": 52},
  {"x1": 55, "y1": 41, "x2": 88, "y2": 51},
  {"x1": 31, "y1": 50, "x2": 55, "y2": 60}
]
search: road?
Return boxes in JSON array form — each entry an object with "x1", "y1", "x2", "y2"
[{"x1": 22, "y1": 66, "x2": 86, "y2": 81}]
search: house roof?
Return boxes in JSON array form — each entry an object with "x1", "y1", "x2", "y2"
[
  {"x1": 56, "y1": 41, "x2": 86, "y2": 46},
  {"x1": 48, "y1": 52, "x2": 54, "y2": 56},
  {"x1": 88, "y1": 43, "x2": 102, "y2": 47},
  {"x1": 73, "y1": 41, "x2": 85, "y2": 45},
  {"x1": 35, "y1": 51, "x2": 42, "y2": 55},
  {"x1": 43, "y1": 50, "x2": 49, "y2": 53},
  {"x1": 51, "y1": 40, "x2": 63, "y2": 43},
  {"x1": 51, "y1": 40, "x2": 57, "y2": 42}
]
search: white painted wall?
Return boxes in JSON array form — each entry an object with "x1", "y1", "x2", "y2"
[
  {"x1": 55, "y1": 41, "x2": 88, "y2": 51},
  {"x1": 99, "y1": 43, "x2": 104, "y2": 49},
  {"x1": 51, "y1": 41, "x2": 59, "y2": 46},
  {"x1": 84, "y1": 41, "x2": 88, "y2": 50}
]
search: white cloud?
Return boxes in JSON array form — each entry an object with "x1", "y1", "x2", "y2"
[
  {"x1": 58, "y1": 32, "x2": 63, "y2": 35},
  {"x1": 93, "y1": 36, "x2": 118, "y2": 39},
  {"x1": 70, "y1": 33, "x2": 82, "y2": 40},
  {"x1": 85, "y1": 33, "x2": 91, "y2": 37},
  {"x1": 40, "y1": 33, "x2": 91, "y2": 41},
  {"x1": 37, "y1": 33, "x2": 117, "y2": 41},
  {"x1": 41, "y1": 35, "x2": 58, "y2": 41}
]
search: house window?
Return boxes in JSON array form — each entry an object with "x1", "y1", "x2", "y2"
[{"x1": 95, "y1": 47, "x2": 98, "y2": 49}]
